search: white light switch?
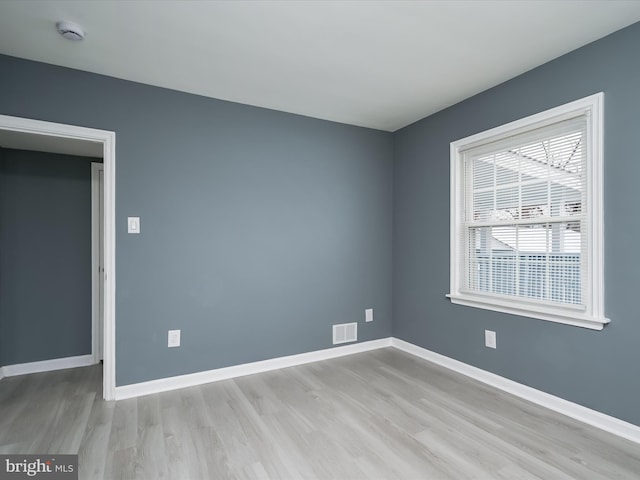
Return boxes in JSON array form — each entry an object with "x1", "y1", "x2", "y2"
[
  {"x1": 168, "y1": 329, "x2": 181, "y2": 348},
  {"x1": 365, "y1": 308, "x2": 374, "y2": 322},
  {"x1": 128, "y1": 216, "x2": 140, "y2": 234}
]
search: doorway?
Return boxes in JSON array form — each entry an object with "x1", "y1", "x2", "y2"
[{"x1": 0, "y1": 114, "x2": 116, "y2": 400}]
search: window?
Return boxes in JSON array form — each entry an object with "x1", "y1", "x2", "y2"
[{"x1": 448, "y1": 93, "x2": 607, "y2": 330}]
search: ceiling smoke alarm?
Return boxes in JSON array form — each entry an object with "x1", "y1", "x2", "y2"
[{"x1": 56, "y1": 21, "x2": 85, "y2": 41}]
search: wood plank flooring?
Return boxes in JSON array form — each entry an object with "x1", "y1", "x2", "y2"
[{"x1": 1, "y1": 348, "x2": 639, "y2": 479}]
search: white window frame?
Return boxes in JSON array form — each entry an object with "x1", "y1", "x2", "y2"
[{"x1": 447, "y1": 93, "x2": 608, "y2": 330}]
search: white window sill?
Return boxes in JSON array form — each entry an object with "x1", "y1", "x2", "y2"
[{"x1": 446, "y1": 293, "x2": 609, "y2": 330}]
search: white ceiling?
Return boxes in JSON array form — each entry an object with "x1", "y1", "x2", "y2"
[{"x1": 1, "y1": 1, "x2": 640, "y2": 132}]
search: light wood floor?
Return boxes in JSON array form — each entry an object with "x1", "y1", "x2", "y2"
[{"x1": 1, "y1": 348, "x2": 639, "y2": 479}]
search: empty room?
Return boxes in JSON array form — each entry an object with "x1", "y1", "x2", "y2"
[{"x1": 1, "y1": 1, "x2": 640, "y2": 478}]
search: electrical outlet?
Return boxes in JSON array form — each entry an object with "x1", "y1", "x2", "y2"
[
  {"x1": 485, "y1": 330, "x2": 496, "y2": 349},
  {"x1": 365, "y1": 308, "x2": 373, "y2": 322},
  {"x1": 168, "y1": 329, "x2": 181, "y2": 348}
]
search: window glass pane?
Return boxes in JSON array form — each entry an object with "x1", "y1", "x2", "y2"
[
  {"x1": 468, "y1": 129, "x2": 585, "y2": 222},
  {"x1": 472, "y1": 190, "x2": 493, "y2": 222},
  {"x1": 520, "y1": 182, "x2": 548, "y2": 218},
  {"x1": 467, "y1": 223, "x2": 582, "y2": 305},
  {"x1": 493, "y1": 187, "x2": 518, "y2": 221},
  {"x1": 494, "y1": 151, "x2": 519, "y2": 185},
  {"x1": 549, "y1": 182, "x2": 582, "y2": 217},
  {"x1": 472, "y1": 158, "x2": 493, "y2": 190}
]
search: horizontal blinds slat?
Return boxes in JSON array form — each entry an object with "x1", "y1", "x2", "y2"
[{"x1": 466, "y1": 216, "x2": 586, "y2": 228}]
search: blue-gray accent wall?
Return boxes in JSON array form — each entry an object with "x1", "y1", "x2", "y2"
[
  {"x1": 393, "y1": 22, "x2": 640, "y2": 426},
  {"x1": 0, "y1": 148, "x2": 94, "y2": 365},
  {"x1": 0, "y1": 54, "x2": 394, "y2": 384}
]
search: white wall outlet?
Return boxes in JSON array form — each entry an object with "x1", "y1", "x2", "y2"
[
  {"x1": 365, "y1": 308, "x2": 374, "y2": 322},
  {"x1": 128, "y1": 216, "x2": 141, "y2": 234},
  {"x1": 485, "y1": 330, "x2": 497, "y2": 349},
  {"x1": 168, "y1": 329, "x2": 181, "y2": 348}
]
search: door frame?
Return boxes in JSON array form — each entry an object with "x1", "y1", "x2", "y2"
[
  {"x1": 91, "y1": 162, "x2": 104, "y2": 363},
  {"x1": 0, "y1": 114, "x2": 116, "y2": 401}
]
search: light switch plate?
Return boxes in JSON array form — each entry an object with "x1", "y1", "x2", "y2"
[
  {"x1": 128, "y1": 216, "x2": 140, "y2": 234},
  {"x1": 168, "y1": 329, "x2": 181, "y2": 348},
  {"x1": 365, "y1": 308, "x2": 374, "y2": 322},
  {"x1": 485, "y1": 330, "x2": 497, "y2": 349}
]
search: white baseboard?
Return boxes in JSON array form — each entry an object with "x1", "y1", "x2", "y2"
[
  {"x1": 115, "y1": 338, "x2": 393, "y2": 400},
  {"x1": 391, "y1": 338, "x2": 640, "y2": 445},
  {"x1": 0, "y1": 367, "x2": 5, "y2": 381},
  {"x1": 1, "y1": 354, "x2": 95, "y2": 377}
]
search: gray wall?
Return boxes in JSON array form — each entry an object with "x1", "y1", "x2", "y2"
[
  {"x1": 393, "y1": 22, "x2": 640, "y2": 426},
  {"x1": 0, "y1": 54, "x2": 394, "y2": 385},
  {"x1": 0, "y1": 148, "x2": 94, "y2": 365}
]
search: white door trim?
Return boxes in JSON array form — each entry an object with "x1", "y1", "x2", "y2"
[
  {"x1": 0, "y1": 114, "x2": 116, "y2": 401},
  {"x1": 91, "y1": 162, "x2": 104, "y2": 363}
]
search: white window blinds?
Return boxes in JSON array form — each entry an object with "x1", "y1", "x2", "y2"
[{"x1": 462, "y1": 117, "x2": 587, "y2": 307}]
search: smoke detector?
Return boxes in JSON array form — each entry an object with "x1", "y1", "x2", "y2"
[{"x1": 56, "y1": 21, "x2": 85, "y2": 41}]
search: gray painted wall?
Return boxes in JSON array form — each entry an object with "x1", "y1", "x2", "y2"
[
  {"x1": 393, "y1": 22, "x2": 640, "y2": 426},
  {"x1": 0, "y1": 54, "x2": 394, "y2": 385},
  {"x1": 0, "y1": 148, "x2": 93, "y2": 365}
]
